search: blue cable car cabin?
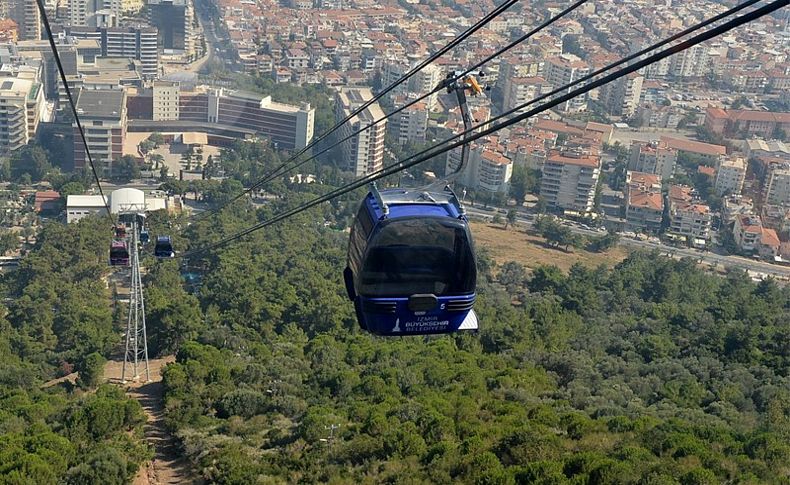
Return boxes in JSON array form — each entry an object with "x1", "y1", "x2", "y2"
[
  {"x1": 109, "y1": 240, "x2": 130, "y2": 266},
  {"x1": 344, "y1": 186, "x2": 478, "y2": 336},
  {"x1": 140, "y1": 229, "x2": 150, "y2": 245},
  {"x1": 154, "y1": 236, "x2": 175, "y2": 258}
]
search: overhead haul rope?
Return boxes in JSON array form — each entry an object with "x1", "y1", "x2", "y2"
[
  {"x1": 34, "y1": 0, "x2": 116, "y2": 226},
  {"x1": 189, "y1": 0, "x2": 591, "y2": 225},
  {"x1": 180, "y1": 0, "x2": 787, "y2": 258}
]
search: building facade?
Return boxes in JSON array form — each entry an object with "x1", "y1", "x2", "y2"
[
  {"x1": 714, "y1": 156, "x2": 746, "y2": 196},
  {"x1": 68, "y1": 26, "x2": 159, "y2": 79},
  {"x1": 540, "y1": 150, "x2": 600, "y2": 214},
  {"x1": 73, "y1": 88, "x2": 127, "y2": 173},
  {"x1": 335, "y1": 87, "x2": 385, "y2": 177},
  {"x1": 0, "y1": 77, "x2": 44, "y2": 152},
  {"x1": 152, "y1": 80, "x2": 179, "y2": 121},
  {"x1": 628, "y1": 140, "x2": 678, "y2": 181}
]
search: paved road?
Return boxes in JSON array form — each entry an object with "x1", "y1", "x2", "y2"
[{"x1": 465, "y1": 206, "x2": 790, "y2": 279}]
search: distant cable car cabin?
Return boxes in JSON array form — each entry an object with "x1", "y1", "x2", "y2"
[
  {"x1": 140, "y1": 229, "x2": 150, "y2": 245},
  {"x1": 154, "y1": 236, "x2": 175, "y2": 258},
  {"x1": 344, "y1": 185, "x2": 478, "y2": 336},
  {"x1": 109, "y1": 240, "x2": 130, "y2": 266}
]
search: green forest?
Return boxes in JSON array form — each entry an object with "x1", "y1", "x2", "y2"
[
  {"x1": 0, "y1": 218, "x2": 151, "y2": 484},
  {"x1": 1, "y1": 141, "x2": 789, "y2": 484},
  {"x1": 161, "y1": 145, "x2": 789, "y2": 484}
]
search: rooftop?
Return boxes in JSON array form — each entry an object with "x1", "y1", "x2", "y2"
[
  {"x1": 75, "y1": 89, "x2": 125, "y2": 119},
  {"x1": 661, "y1": 136, "x2": 726, "y2": 157}
]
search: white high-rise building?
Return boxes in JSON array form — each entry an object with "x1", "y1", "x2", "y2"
[
  {"x1": 68, "y1": 0, "x2": 121, "y2": 27},
  {"x1": 715, "y1": 156, "x2": 746, "y2": 196},
  {"x1": 544, "y1": 54, "x2": 590, "y2": 112},
  {"x1": 628, "y1": 140, "x2": 678, "y2": 181},
  {"x1": 0, "y1": 78, "x2": 44, "y2": 152},
  {"x1": 540, "y1": 150, "x2": 601, "y2": 214},
  {"x1": 152, "y1": 81, "x2": 179, "y2": 121},
  {"x1": 335, "y1": 88, "x2": 386, "y2": 177}
]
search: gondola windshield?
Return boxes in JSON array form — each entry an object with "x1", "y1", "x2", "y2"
[{"x1": 360, "y1": 217, "x2": 475, "y2": 297}]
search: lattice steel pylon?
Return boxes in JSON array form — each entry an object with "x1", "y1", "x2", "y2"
[{"x1": 122, "y1": 215, "x2": 151, "y2": 383}]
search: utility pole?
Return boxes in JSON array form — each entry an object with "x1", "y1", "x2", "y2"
[{"x1": 121, "y1": 208, "x2": 151, "y2": 384}]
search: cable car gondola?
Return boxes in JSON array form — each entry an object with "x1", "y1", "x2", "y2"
[
  {"x1": 154, "y1": 236, "x2": 175, "y2": 258},
  {"x1": 344, "y1": 184, "x2": 478, "y2": 336},
  {"x1": 140, "y1": 229, "x2": 150, "y2": 245},
  {"x1": 109, "y1": 240, "x2": 130, "y2": 266}
]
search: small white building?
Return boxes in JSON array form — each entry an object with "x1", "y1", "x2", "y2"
[
  {"x1": 66, "y1": 188, "x2": 179, "y2": 223},
  {"x1": 66, "y1": 194, "x2": 109, "y2": 223}
]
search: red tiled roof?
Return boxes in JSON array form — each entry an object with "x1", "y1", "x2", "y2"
[
  {"x1": 629, "y1": 190, "x2": 663, "y2": 211},
  {"x1": 661, "y1": 136, "x2": 726, "y2": 157}
]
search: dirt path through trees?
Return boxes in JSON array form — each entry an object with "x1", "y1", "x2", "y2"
[{"x1": 103, "y1": 357, "x2": 195, "y2": 485}]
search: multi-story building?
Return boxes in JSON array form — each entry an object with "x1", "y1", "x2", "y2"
[
  {"x1": 8, "y1": 0, "x2": 39, "y2": 40},
  {"x1": 152, "y1": 80, "x2": 178, "y2": 121},
  {"x1": 0, "y1": 77, "x2": 44, "y2": 152},
  {"x1": 127, "y1": 86, "x2": 315, "y2": 149},
  {"x1": 705, "y1": 108, "x2": 790, "y2": 139},
  {"x1": 68, "y1": 0, "x2": 121, "y2": 27},
  {"x1": 599, "y1": 72, "x2": 643, "y2": 117},
  {"x1": 68, "y1": 26, "x2": 159, "y2": 79},
  {"x1": 544, "y1": 54, "x2": 590, "y2": 112},
  {"x1": 501, "y1": 76, "x2": 547, "y2": 115},
  {"x1": 715, "y1": 156, "x2": 746, "y2": 196},
  {"x1": 147, "y1": 0, "x2": 193, "y2": 54},
  {"x1": 733, "y1": 213, "x2": 779, "y2": 257},
  {"x1": 667, "y1": 185, "x2": 712, "y2": 241},
  {"x1": 669, "y1": 44, "x2": 709, "y2": 78},
  {"x1": 540, "y1": 150, "x2": 600, "y2": 215},
  {"x1": 764, "y1": 163, "x2": 790, "y2": 207},
  {"x1": 624, "y1": 171, "x2": 663, "y2": 233},
  {"x1": 73, "y1": 88, "x2": 127, "y2": 174},
  {"x1": 335, "y1": 87, "x2": 385, "y2": 176},
  {"x1": 391, "y1": 99, "x2": 427, "y2": 145},
  {"x1": 661, "y1": 136, "x2": 726, "y2": 163},
  {"x1": 628, "y1": 140, "x2": 678, "y2": 180},
  {"x1": 446, "y1": 142, "x2": 513, "y2": 194}
]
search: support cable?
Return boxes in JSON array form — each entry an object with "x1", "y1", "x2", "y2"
[
  {"x1": 191, "y1": 0, "x2": 589, "y2": 223},
  {"x1": 179, "y1": 0, "x2": 787, "y2": 258},
  {"x1": 34, "y1": 0, "x2": 116, "y2": 226}
]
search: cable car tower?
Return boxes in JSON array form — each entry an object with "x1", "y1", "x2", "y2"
[{"x1": 118, "y1": 206, "x2": 150, "y2": 383}]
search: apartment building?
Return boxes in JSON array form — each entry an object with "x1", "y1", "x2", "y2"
[
  {"x1": 68, "y1": 26, "x2": 159, "y2": 79},
  {"x1": 599, "y1": 73, "x2": 643, "y2": 117},
  {"x1": 733, "y1": 213, "x2": 780, "y2": 257},
  {"x1": 391, "y1": 99, "x2": 427, "y2": 145},
  {"x1": 544, "y1": 54, "x2": 590, "y2": 112},
  {"x1": 147, "y1": 0, "x2": 193, "y2": 54},
  {"x1": 628, "y1": 140, "x2": 678, "y2": 180},
  {"x1": 8, "y1": 0, "x2": 39, "y2": 40},
  {"x1": 669, "y1": 44, "x2": 709, "y2": 78},
  {"x1": 335, "y1": 87, "x2": 386, "y2": 177},
  {"x1": 152, "y1": 80, "x2": 178, "y2": 121},
  {"x1": 714, "y1": 156, "x2": 746, "y2": 196},
  {"x1": 667, "y1": 185, "x2": 712, "y2": 241},
  {"x1": 68, "y1": 0, "x2": 121, "y2": 27},
  {"x1": 624, "y1": 171, "x2": 663, "y2": 233},
  {"x1": 501, "y1": 76, "x2": 547, "y2": 115},
  {"x1": 73, "y1": 88, "x2": 127, "y2": 173},
  {"x1": 445, "y1": 142, "x2": 513, "y2": 194},
  {"x1": 539, "y1": 150, "x2": 600, "y2": 215},
  {"x1": 764, "y1": 163, "x2": 790, "y2": 207},
  {"x1": 660, "y1": 136, "x2": 726, "y2": 163},
  {"x1": 0, "y1": 77, "x2": 44, "y2": 152},
  {"x1": 381, "y1": 61, "x2": 442, "y2": 110}
]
